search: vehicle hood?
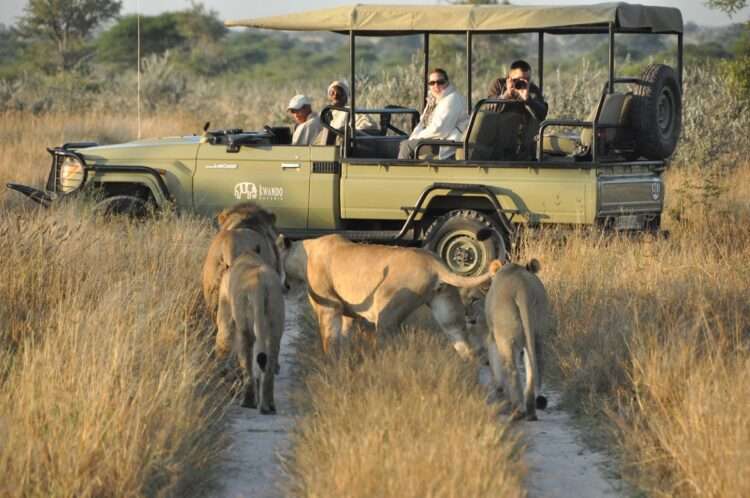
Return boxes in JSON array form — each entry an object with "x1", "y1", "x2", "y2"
[{"x1": 74, "y1": 136, "x2": 202, "y2": 164}]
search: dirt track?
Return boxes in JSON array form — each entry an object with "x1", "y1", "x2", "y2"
[
  {"x1": 212, "y1": 297, "x2": 301, "y2": 498},
  {"x1": 213, "y1": 297, "x2": 622, "y2": 498}
]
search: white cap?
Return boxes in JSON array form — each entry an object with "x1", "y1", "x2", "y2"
[{"x1": 287, "y1": 94, "x2": 311, "y2": 110}]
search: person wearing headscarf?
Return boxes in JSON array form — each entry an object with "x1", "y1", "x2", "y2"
[{"x1": 315, "y1": 80, "x2": 379, "y2": 145}]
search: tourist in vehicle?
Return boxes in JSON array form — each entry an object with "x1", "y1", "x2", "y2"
[
  {"x1": 487, "y1": 59, "x2": 548, "y2": 121},
  {"x1": 397, "y1": 68, "x2": 469, "y2": 160},
  {"x1": 287, "y1": 94, "x2": 322, "y2": 145},
  {"x1": 315, "y1": 80, "x2": 378, "y2": 144}
]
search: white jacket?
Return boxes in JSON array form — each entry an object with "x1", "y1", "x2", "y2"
[{"x1": 410, "y1": 85, "x2": 469, "y2": 159}]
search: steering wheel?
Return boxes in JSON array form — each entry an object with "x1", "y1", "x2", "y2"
[
  {"x1": 263, "y1": 125, "x2": 276, "y2": 138},
  {"x1": 320, "y1": 107, "x2": 346, "y2": 138}
]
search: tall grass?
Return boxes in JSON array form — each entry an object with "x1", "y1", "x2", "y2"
[
  {"x1": 1, "y1": 60, "x2": 748, "y2": 497},
  {"x1": 283, "y1": 316, "x2": 525, "y2": 498},
  {"x1": 0, "y1": 205, "x2": 227, "y2": 497},
  {"x1": 518, "y1": 162, "x2": 750, "y2": 497}
]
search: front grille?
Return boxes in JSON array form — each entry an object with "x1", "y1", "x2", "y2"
[
  {"x1": 312, "y1": 161, "x2": 340, "y2": 174},
  {"x1": 45, "y1": 152, "x2": 61, "y2": 192}
]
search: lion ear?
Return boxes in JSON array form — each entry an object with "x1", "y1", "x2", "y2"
[{"x1": 217, "y1": 210, "x2": 228, "y2": 227}]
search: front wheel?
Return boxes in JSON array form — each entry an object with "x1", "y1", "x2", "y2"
[
  {"x1": 93, "y1": 195, "x2": 152, "y2": 219},
  {"x1": 423, "y1": 209, "x2": 508, "y2": 276}
]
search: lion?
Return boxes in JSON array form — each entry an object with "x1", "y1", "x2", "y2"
[
  {"x1": 278, "y1": 234, "x2": 501, "y2": 358},
  {"x1": 216, "y1": 252, "x2": 285, "y2": 413},
  {"x1": 201, "y1": 202, "x2": 283, "y2": 319},
  {"x1": 466, "y1": 259, "x2": 553, "y2": 421}
]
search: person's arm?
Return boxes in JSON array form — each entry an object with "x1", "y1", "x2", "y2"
[
  {"x1": 488, "y1": 77, "x2": 504, "y2": 98},
  {"x1": 291, "y1": 124, "x2": 302, "y2": 145},
  {"x1": 413, "y1": 95, "x2": 462, "y2": 139},
  {"x1": 524, "y1": 84, "x2": 548, "y2": 121},
  {"x1": 525, "y1": 95, "x2": 548, "y2": 121}
]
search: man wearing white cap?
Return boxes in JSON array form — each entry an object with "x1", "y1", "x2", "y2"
[{"x1": 288, "y1": 94, "x2": 321, "y2": 146}]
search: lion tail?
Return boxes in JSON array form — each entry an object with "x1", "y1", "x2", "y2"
[
  {"x1": 253, "y1": 275, "x2": 270, "y2": 373},
  {"x1": 526, "y1": 259, "x2": 541, "y2": 274},
  {"x1": 435, "y1": 259, "x2": 503, "y2": 288}
]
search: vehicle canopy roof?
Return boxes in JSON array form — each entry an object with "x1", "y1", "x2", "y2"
[{"x1": 225, "y1": 2, "x2": 683, "y2": 35}]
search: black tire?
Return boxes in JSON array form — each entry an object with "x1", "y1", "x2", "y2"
[
  {"x1": 632, "y1": 64, "x2": 682, "y2": 160},
  {"x1": 94, "y1": 195, "x2": 150, "y2": 218},
  {"x1": 423, "y1": 209, "x2": 508, "y2": 276}
]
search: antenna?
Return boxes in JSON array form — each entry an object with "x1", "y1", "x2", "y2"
[{"x1": 136, "y1": 0, "x2": 142, "y2": 139}]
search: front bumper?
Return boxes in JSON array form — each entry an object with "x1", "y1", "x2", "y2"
[{"x1": 6, "y1": 183, "x2": 55, "y2": 207}]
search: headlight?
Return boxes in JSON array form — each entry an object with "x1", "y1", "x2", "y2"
[{"x1": 59, "y1": 156, "x2": 85, "y2": 193}]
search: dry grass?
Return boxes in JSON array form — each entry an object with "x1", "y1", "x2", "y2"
[
  {"x1": 1, "y1": 62, "x2": 748, "y2": 497},
  {"x1": 283, "y1": 315, "x2": 526, "y2": 498},
  {"x1": 0, "y1": 205, "x2": 228, "y2": 497},
  {"x1": 517, "y1": 163, "x2": 750, "y2": 497}
]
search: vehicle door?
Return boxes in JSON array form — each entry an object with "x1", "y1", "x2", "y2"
[{"x1": 193, "y1": 142, "x2": 311, "y2": 229}]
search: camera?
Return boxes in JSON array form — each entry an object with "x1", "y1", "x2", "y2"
[{"x1": 513, "y1": 79, "x2": 528, "y2": 90}]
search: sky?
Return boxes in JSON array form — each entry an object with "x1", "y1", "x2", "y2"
[{"x1": 1, "y1": 0, "x2": 748, "y2": 28}]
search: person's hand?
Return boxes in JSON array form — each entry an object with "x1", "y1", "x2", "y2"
[
  {"x1": 501, "y1": 75, "x2": 516, "y2": 99},
  {"x1": 517, "y1": 82, "x2": 529, "y2": 102}
]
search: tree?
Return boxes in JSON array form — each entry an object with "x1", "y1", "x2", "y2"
[
  {"x1": 705, "y1": 0, "x2": 747, "y2": 16},
  {"x1": 96, "y1": 14, "x2": 185, "y2": 66},
  {"x1": 95, "y1": 4, "x2": 226, "y2": 72},
  {"x1": 19, "y1": 0, "x2": 121, "y2": 71},
  {"x1": 707, "y1": 0, "x2": 750, "y2": 98}
]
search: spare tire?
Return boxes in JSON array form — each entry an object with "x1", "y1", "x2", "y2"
[{"x1": 632, "y1": 64, "x2": 682, "y2": 160}]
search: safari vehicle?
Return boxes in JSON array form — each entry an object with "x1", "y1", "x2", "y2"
[{"x1": 7, "y1": 3, "x2": 683, "y2": 275}]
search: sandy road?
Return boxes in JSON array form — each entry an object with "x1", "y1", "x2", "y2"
[
  {"x1": 213, "y1": 298, "x2": 622, "y2": 498},
  {"x1": 522, "y1": 391, "x2": 623, "y2": 498},
  {"x1": 212, "y1": 296, "x2": 302, "y2": 498}
]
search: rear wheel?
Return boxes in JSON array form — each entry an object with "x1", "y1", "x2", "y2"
[{"x1": 423, "y1": 209, "x2": 508, "y2": 276}]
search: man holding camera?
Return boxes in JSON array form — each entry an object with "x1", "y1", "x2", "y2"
[{"x1": 488, "y1": 59, "x2": 548, "y2": 122}]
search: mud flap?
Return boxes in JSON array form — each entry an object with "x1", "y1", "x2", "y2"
[{"x1": 6, "y1": 183, "x2": 54, "y2": 207}]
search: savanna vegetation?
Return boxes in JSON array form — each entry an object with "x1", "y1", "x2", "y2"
[{"x1": 1, "y1": 1, "x2": 749, "y2": 497}]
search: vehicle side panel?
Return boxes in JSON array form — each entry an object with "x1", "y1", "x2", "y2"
[
  {"x1": 193, "y1": 143, "x2": 312, "y2": 228},
  {"x1": 340, "y1": 161, "x2": 598, "y2": 225},
  {"x1": 308, "y1": 146, "x2": 341, "y2": 230}
]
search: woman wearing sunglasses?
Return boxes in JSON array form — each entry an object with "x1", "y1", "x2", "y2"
[{"x1": 398, "y1": 68, "x2": 469, "y2": 160}]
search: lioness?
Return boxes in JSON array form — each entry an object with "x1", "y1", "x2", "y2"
[
  {"x1": 201, "y1": 202, "x2": 282, "y2": 319},
  {"x1": 216, "y1": 252, "x2": 285, "y2": 414},
  {"x1": 279, "y1": 234, "x2": 501, "y2": 357},
  {"x1": 471, "y1": 259, "x2": 553, "y2": 421}
]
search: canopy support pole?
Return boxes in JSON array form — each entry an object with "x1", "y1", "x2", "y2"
[
  {"x1": 677, "y1": 32, "x2": 683, "y2": 91},
  {"x1": 423, "y1": 33, "x2": 430, "y2": 110},
  {"x1": 350, "y1": 30, "x2": 356, "y2": 150},
  {"x1": 608, "y1": 23, "x2": 615, "y2": 94},
  {"x1": 538, "y1": 32, "x2": 544, "y2": 95},
  {"x1": 466, "y1": 31, "x2": 473, "y2": 111}
]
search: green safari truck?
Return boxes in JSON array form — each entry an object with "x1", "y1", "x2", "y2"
[{"x1": 7, "y1": 3, "x2": 684, "y2": 275}]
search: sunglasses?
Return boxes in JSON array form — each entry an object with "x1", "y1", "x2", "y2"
[{"x1": 428, "y1": 79, "x2": 447, "y2": 86}]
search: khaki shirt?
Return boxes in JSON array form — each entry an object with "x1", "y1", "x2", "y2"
[{"x1": 292, "y1": 113, "x2": 322, "y2": 145}]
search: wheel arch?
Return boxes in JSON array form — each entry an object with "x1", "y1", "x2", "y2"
[{"x1": 87, "y1": 172, "x2": 171, "y2": 208}]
